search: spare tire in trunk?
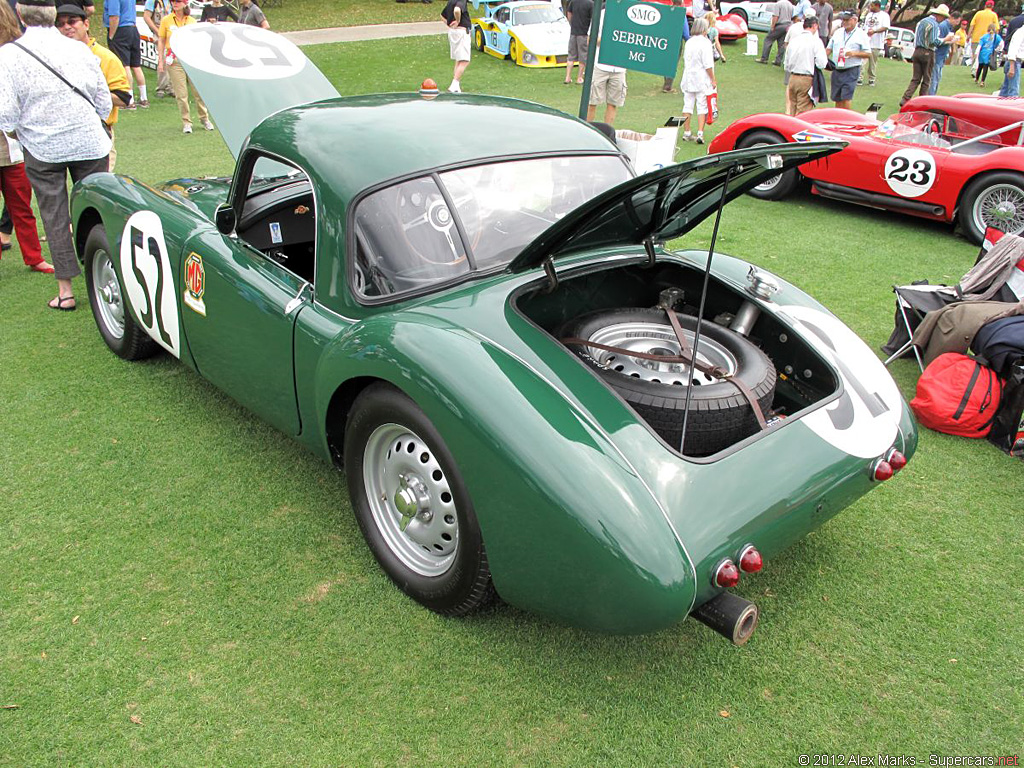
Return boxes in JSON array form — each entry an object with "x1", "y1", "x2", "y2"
[{"x1": 561, "y1": 308, "x2": 777, "y2": 455}]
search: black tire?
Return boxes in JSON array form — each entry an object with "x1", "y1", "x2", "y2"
[
  {"x1": 474, "y1": 25, "x2": 485, "y2": 52},
  {"x1": 344, "y1": 383, "x2": 495, "y2": 616},
  {"x1": 83, "y1": 224, "x2": 160, "y2": 361},
  {"x1": 737, "y1": 129, "x2": 799, "y2": 200},
  {"x1": 958, "y1": 171, "x2": 1024, "y2": 245},
  {"x1": 562, "y1": 308, "x2": 776, "y2": 456}
]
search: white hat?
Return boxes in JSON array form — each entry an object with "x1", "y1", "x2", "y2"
[{"x1": 932, "y1": 3, "x2": 950, "y2": 16}]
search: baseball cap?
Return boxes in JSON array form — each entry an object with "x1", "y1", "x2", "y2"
[
  {"x1": 838, "y1": 10, "x2": 857, "y2": 19},
  {"x1": 55, "y1": 3, "x2": 86, "y2": 17}
]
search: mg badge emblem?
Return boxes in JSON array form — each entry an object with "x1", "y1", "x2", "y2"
[{"x1": 183, "y1": 251, "x2": 207, "y2": 316}]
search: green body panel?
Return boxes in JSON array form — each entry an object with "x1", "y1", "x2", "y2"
[
  {"x1": 245, "y1": 94, "x2": 617, "y2": 206},
  {"x1": 286, "y1": 247, "x2": 917, "y2": 632},
  {"x1": 241, "y1": 94, "x2": 619, "y2": 318},
  {"x1": 180, "y1": 228, "x2": 305, "y2": 436},
  {"x1": 157, "y1": 177, "x2": 232, "y2": 221},
  {"x1": 68, "y1": 99, "x2": 918, "y2": 633},
  {"x1": 294, "y1": 305, "x2": 696, "y2": 633}
]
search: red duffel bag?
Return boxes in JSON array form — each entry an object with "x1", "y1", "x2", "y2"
[{"x1": 911, "y1": 353, "x2": 1002, "y2": 437}]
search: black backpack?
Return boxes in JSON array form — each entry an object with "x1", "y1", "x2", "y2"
[
  {"x1": 974, "y1": 316, "x2": 1024, "y2": 458},
  {"x1": 972, "y1": 315, "x2": 1024, "y2": 375}
]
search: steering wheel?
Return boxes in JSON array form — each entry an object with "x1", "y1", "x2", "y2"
[{"x1": 395, "y1": 184, "x2": 482, "y2": 266}]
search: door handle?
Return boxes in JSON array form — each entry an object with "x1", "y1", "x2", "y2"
[{"x1": 285, "y1": 283, "x2": 310, "y2": 315}]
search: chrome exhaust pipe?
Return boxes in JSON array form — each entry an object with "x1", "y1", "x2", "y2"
[{"x1": 691, "y1": 592, "x2": 759, "y2": 645}]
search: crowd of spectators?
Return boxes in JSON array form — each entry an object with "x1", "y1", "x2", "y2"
[
  {"x1": 0, "y1": 0, "x2": 273, "y2": 310},
  {"x1": 1, "y1": 0, "x2": 1021, "y2": 311}
]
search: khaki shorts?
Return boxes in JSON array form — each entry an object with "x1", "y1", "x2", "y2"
[
  {"x1": 449, "y1": 28, "x2": 471, "y2": 62},
  {"x1": 589, "y1": 68, "x2": 627, "y2": 107}
]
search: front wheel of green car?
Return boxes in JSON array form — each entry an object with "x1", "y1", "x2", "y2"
[
  {"x1": 344, "y1": 383, "x2": 495, "y2": 616},
  {"x1": 83, "y1": 225, "x2": 159, "y2": 361}
]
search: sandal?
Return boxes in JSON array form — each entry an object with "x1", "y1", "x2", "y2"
[
  {"x1": 29, "y1": 261, "x2": 55, "y2": 274},
  {"x1": 48, "y1": 295, "x2": 76, "y2": 312}
]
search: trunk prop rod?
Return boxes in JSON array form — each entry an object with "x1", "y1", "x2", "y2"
[{"x1": 678, "y1": 166, "x2": 766, "y2": 454}]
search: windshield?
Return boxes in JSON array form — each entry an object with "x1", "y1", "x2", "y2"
[
  {"x1": 870, "y1": 111, "x2": 1000, "y2": 150},
  {"x1": 513, "y1": 4, "x2": 565, "y2": 24},
  {"x1": 352, "y1": 154, "x2": 629, "y2": 299}
]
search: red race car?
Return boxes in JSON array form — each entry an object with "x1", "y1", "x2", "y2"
[
  {"x1": 711, "y1": 12, "x2": 748, "y2": 41},
  {"x1": 706, "y1": 95, "x2": 1024, "y2": 243},
  {"x1": 651, "y1": 0, "x2": 748, "y2": 40}
]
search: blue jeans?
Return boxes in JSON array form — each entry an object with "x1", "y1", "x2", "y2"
[
  {"x1": 999, "y1": 59, "x2": 1021, "y2": 97},
  {"x1": 928, "y1": 53, "x2": 946, "y2": 94}
]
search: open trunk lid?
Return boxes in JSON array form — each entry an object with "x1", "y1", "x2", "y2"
[{"x1": 506, "y1": 142, "x2": 845, "y2": 273}]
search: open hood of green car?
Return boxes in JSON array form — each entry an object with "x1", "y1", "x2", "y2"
[
  {"x1": 171, "y1": 22, "x2": 339, "y2": 159},
  {"x1": 506, "y1": 142, "x2": 845, "y2": 273}
]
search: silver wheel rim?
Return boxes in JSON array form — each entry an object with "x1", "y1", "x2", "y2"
[
  {"x1": 972, "y1": 182, "x2": 1024, "y2": 236},
  {"x1": 587, "y1": 321, "x2": 738, "y2": 386},
  {"x1": 363, "y1": 424, "x2": 459, "y2": 577},
  {"x1": 747, "y1": 141, "x2": 782, "y2": 192},
  {"x1": 91, "y1": 247, "x2": 125, "y2": 339}
]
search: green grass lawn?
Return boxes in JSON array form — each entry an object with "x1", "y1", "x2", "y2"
[
  {"x1": 1, "y1": 35, "x2": 1021, "y2": 766},
  {"x1": 266, "y1": 0, "x2": 442, "y2": 32}
]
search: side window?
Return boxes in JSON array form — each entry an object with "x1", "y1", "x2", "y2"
[
  {"x1": 235, "y1": 155, "x2": 317, "y2": 285},
  {"x1": 496, "y1": 8, "x2": 509, "y2": 23},
  {"x1": 352, "y1": 176, "x2": 471, "y2": 299}
]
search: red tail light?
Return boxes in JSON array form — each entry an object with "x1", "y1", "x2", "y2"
[
  {"x1": 886, "y1": 449, "x2": 907, "y2": 472},
  {"x1": 871, "y1": 459, "x2": 894, "y2": 482},
  {"x1": 714, "y1": 560, "x2": 741, "y2": 588},
  {"x1": 739, "y1": 545, "x2": 763, "y2": 573}
]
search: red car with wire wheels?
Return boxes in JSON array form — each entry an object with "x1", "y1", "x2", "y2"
[{"x1": 706, "y1": 96, "x2": 1024, "y2": 244}]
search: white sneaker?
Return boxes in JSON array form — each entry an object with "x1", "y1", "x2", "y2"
[
  {"x1": 682, "y1": 132, "x2": 693, "y2": 141},
  {"x1": 183, "y1": 124, "x2": 193, "y2": 134},
  {"x1": 202, "y1": 120, "x2": 215, "y2": 131},
  {"x1": 448, "y1": 80, "x2": 461, "y2": 93},
  {"x1": 696, "y1": 133, "x2": 704, "y2": 145}
]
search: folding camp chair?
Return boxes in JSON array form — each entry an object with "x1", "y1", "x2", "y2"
[
  {"x1": 882, "y1": 283, "x2": 959, "y2": 371},
  {"x1": 883, "y1": 228, "x2": 1017, "y2": 372}
]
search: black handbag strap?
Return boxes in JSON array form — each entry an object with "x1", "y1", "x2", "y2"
[{"x1": 12, "y1": 41, "x2": 95, "y2": 108}]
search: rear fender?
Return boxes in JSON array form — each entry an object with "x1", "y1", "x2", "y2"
[
  {"x1": 71, "y1": 174, "x2": 205, "y2": 362},
  {"x1": 311, "y1": 312, "x2": 697, "y2": 633}
]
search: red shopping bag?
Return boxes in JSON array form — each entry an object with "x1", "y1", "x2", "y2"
[{"x1": 705, "y1": 91, "x2": 719, "y2": 125}]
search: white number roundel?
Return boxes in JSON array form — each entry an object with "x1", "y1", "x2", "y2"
[
  {"x1": 171, "y1": 22, "x2": 306, "y2": 80},
  {"x1": 883, "y1": 147, "x2": 936, "y2": 198},
  {"x1": 780, "y1": 305, "x2": 903, "y2": 459},
  {"x1": 120, "y1": 211, "x2": 181, "y2": 358}
]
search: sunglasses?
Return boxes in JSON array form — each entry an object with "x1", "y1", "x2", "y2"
[{"x1": 55, "y1": 17, "x2": 83, "y2": 27}]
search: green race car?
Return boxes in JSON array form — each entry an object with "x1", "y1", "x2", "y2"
[{"x1": 70, "y1": 24, "x2": 917, "y2": 641}]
